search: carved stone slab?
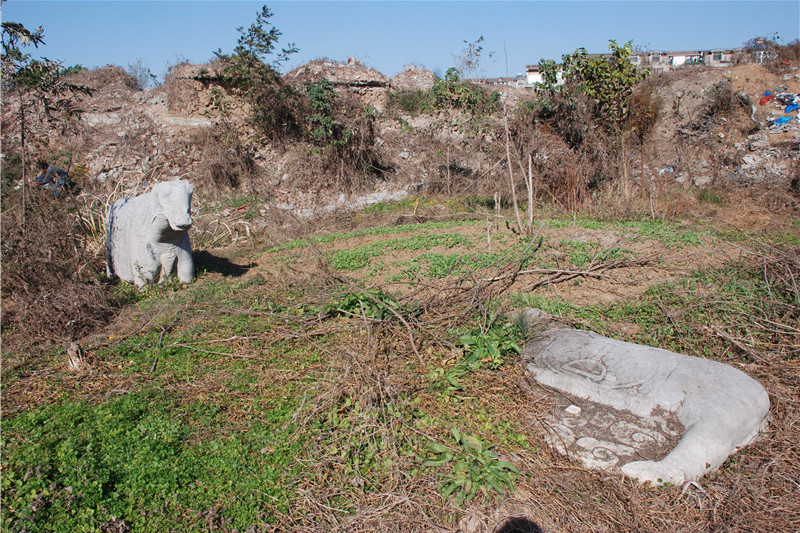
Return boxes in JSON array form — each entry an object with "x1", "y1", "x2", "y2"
[{"x1": 523, "y1": 322, "x2": 770, "y2": 485}]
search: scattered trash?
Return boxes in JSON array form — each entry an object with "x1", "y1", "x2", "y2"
[
  {"x1": 35, "y1": 162, "x2": 74, "y2": 198},
  {"x1": 759, "y1": 92, "x2": 775, "y2": 106},
  {"x1": 658, "y1": 166, "x2": 674, "y2": 175},
  {"x1": 785, "y1": 103, "x2": 800, "y2": 113},
  {"x1": 770, "y1": 116, "x2": 796, "y2": 127}
]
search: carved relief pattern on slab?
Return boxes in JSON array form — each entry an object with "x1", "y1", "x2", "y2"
[{"x1": 544, "y1": 397, "x2": 683, "y2": 471}]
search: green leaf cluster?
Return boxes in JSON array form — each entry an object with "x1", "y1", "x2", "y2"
[
  {"x1": 429, "y1": 322, "x2": 523, "y2": 397},
  {"x1": 459, "y1": 322, "x2": 522, "y2": 370},
  {"x1": 305, "y1": 78, "x2": 352, "y2": 148},
  {"x1": 536, "y1": 40, "x2": 648, "y2": 133},
  {"x1": 431, "y1": 67, "x2": 501, "y2": 115},
  {"x1": 423, "y1": 427, "x2": 519, "y2": 506},
  {"x1": 321, "y1": 288, "x2": 405, "y2": 321},
  {"x1": 213, "y1": 5, "x2": 297, "y2": 91}
]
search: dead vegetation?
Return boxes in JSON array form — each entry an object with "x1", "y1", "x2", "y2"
[{"x1": 1, "y1": 190, "x2": 113, "y2": 347}]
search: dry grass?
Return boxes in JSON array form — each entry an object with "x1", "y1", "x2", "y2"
[{"x1": 1, "y1": 189, "x2": 113, "y2": 350}]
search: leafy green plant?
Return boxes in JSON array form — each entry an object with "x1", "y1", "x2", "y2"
[
  {"x1": 429, "y1": 321, "x2": 523, "y2": 397},
  {"x1": 305, "y1": 78, "x2": 350, "y2": 147},
  {"x1": 212, "y1": 5, "x2": 301, "y2": 140},
  {"x1": 321, "y1": 288, "x2": 405, "y2": 321},
  {"x1": 423, "y1": 427, "x2": 519, "y2": 506},
  {"x1": 459, "y1": 322, "x2": 522, "y2": 370},
  {"x1": 430, "y1": 67, "x2": 500, "y2": 116}
]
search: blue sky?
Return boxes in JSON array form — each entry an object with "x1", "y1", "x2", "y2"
[{"x1": 3, "y1": 1, "x2": 799, "y2": 80}]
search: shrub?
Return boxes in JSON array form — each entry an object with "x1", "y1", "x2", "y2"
[
  {"x1": 126, "y1": 58, "x2": 157, "y2": 90},
  {"x1": 294, "y1": 83, "x2": 389, "y2": 192},
  {"x1": 777, "y1": 39, "x2": 800, "y2": 64},
  {"x1": 431, "y1": 67, "x2": 500, "y2": 116},
  {"x1": 626, "y1": 80, "x2": 662, "y2": 141},
  {"x1": 705, "y1": 80, "x2": 736, "y2": 117},
  {"x1": 386, "y1": 88, "x2": 434, "y2": 115},
  {"x1": 212, "y1": 5, "x2": 303, "y2": 142},
  {"x1": 190, "y1": 126, "x2": 256, "y2": 192},
  {"x1": 1, "y1": 191, "x2": 112, "y2": 346}
]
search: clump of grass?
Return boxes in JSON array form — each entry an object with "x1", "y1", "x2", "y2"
[
  {"x1": 612, "y1": 218, "x2": 704, "y2": 248},
  {"x1": 327, "y1": 233, "x2": 470, "y2": 271},
  {"x1": 359, "y1": 197, "x2": 419, "y2": 215},
  {"x1": 268, "y1": 219, "x2": 477, "y2": 252}
]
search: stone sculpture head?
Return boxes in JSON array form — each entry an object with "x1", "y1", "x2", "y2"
[{"x1": 153, "y1": 180, "x2": 193, "y2": 231}]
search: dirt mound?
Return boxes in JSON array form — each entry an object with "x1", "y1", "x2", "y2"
[
  {"x1": 391, "y1": 64, "x2": 437, "y2": 91},
  {"x1": 729, "y1": 63, "x2": 787, "y2": 96},
  {"x1": 285, "y1": 57, "x2": 389, "y2": 87},
  {"x1": 633, "y1": 64, "x2": 799, "y2": 190},
  {"x1": 66, "y1": 65, "x2": 137, "y2": 93},
  {"x1": 159, "y1": 61, "x2": 226, "y2": 116}
]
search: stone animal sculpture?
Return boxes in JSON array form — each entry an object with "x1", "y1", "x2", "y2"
[
  {"x1": 524, "y1": 321, "x2": 770, "y2": 485},
  {"x1": 106, "y1": 180, "x2": 195, "y2": 287}
]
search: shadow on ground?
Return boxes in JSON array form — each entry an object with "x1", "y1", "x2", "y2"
[
  {"x1": 193, "y1": 250, "x2": 254, "y2": 278},
  {"x1": 495, "y1": 517, "x2": 544, "y2": 533}
]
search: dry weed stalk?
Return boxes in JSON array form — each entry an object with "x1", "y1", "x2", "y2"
[{"x1": 1, "y1": 190, "x2": 113, "y2": 348}]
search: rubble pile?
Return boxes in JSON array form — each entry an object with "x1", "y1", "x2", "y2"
[
  {"x1": 639, "y1": 65, "x2": 800, "y2": 187},
  {"x1": 759, "y1": 88, "x2": 800, "y2": 132},
  {"x1": 5, "y1": 60, "x2": 799, "y2": 221},
  {"x1": 391, "y1": 64, "x2": 437, "y2": 91}
]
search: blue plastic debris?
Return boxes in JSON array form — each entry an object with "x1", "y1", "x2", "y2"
[{"x1": 771, "y1": 116, "x2": 795, "y2": 126}]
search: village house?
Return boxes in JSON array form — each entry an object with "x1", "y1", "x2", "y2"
[
  {"x1": 523, "y1": 47, "x2": 744, "y2": 87},
  {"x1": 524, "y1": 65, "x2": 557, "y2": 85},
  {"x1": 482, "y1": 75, "x2": 528, "y2": 87},
  {"x1": 701, "y1": 48, "x2": 739, "y2": 67},
  {"x1": 666, "y1": 50, "x2": 704, "y2": 67}
]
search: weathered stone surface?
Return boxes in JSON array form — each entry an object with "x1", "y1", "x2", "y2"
[
  {"x1": 523, "y1": 318, "x2": 770, "y2": 485},
  {"x1": 106, "y1": 180, "x2": 195, "y2": 287}
]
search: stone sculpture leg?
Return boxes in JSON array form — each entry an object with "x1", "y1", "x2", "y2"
[
  {"x1": 159, "y1": 252, "x2": 177, "y2": 284},
  {"x1": 174, "y1": 237, "x2": 194, "y2": 283}
]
